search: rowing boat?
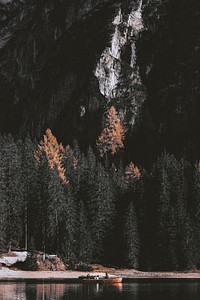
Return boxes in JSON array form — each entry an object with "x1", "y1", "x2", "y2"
[{"x1": 79, "y1": 275, "x2": 123, "y2": 284}]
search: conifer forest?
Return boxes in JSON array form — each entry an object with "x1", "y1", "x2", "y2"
[
  {"x1": 1, "y1": 0, "x2": 200, "y2": 273},
  {"x1": 1, "y1": 121, "x2": 200, "y2": 271}
]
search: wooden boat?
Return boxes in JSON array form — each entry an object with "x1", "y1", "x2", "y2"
[{"x1": 79, "y1": 275, "x2": 123, "y2": 284}]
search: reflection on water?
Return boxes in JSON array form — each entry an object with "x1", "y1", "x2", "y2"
[
  {"x1": 1, "y1": 282, "x2": 200, "y2": 300},
  {"x1": 36, "y1": 283, "x2": 66, "y2": 299},
  {"x1": 0, "y1": 282, "x2": 26, "y2": 300}
]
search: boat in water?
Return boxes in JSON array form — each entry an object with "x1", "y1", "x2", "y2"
[{"x1": 78, "y1": 274, "x2": 123, "y2": 284}]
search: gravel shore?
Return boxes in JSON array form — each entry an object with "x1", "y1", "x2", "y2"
[
  {"x1": 1, "y1": 267, "x2": 200, "y2": 281},
  {"x1": 0, "y1": 267, "x2": 106, "y2": 280}
]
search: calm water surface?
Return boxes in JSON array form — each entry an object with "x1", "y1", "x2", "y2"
[{"x1": 1, "y1": 282, "x2": 200, "y2": 300}]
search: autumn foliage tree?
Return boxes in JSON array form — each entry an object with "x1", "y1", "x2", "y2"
[
  {"x1": 96, "y1": 106, "x2": 125, "y2": 157},
  {"x1": 35, "y1": 129, "x2": 68, "y2": 184},
  {"x1": 125, "y1": 161, "x2": 141, "y2": 185}
]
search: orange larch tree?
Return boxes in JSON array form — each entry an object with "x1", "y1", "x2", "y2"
[
  {"x1": 125, "y1": 161, "x2": 141, "y2": 182},
  {"x1": 35, "y1": 128, "x2": 68, "y2": 184},
  {"x1": 96, "y1": 106, "x2": 125, "y2": 156}
]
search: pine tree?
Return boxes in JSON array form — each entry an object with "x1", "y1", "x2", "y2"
[
  {"x1": 63, "y1": 144, "x2": 78, "y2": 189},
  {"x1": 77, "y1": 201, "x2": 93, "y2": 262},
  {"x1": 124, "y1": 202, "x2": 140, "y2": 269},
  {"x1": 155, "y1": 165, "x2": 178, "y2": 270},
  {"x1": 17, "y1": 136, "x2": 39, "y2": 250},
  {"x1": 190, "y1": 162, "x2": 200, "y2": 267},
  {"x1": 46, "y1": 169, "x2": 67, "y2": 253},
  {"x1": 88, "y1": 163, "x2": 115, "y2": 260},
  {"x1": 96, "y1": 106, "x2": 125, "y2": 156},
  {"x1": 2, "y1": 134, "x2": 24, "y2": 249},
  {"x1": 191, "y1": 163, "x2": 200, "y2": 218},
  {"x1": 34, "y1": 155, "x2": 50, "y2": 252},
  {"x1": 76, "y1": 146, "x2": 96, "y2": 215},
  {"x1": 111, "y1": 161, "x2": 125, "y2": 193},
  {"x1": 152, "y1": 153, "x2": 195, "y2": 270},
  {"x1": 87, "y1": 146, "x2": 97, "y2": 185},
  {"x1": 59, "y1": 185, "x2": 77, "y2": 265},
  {"x1": 0, "y1": 145, "x2": 8, "y2": 252},
  {"x1": 174, "y1": 159, "x2": 195, "y2": 269}
]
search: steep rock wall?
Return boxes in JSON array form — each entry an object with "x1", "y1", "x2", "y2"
[
  {"x1": 0, "y1": 0, "x2": 200, "y2": 165},
  {"x1": 0, "y1": 0, "x2": 121, "y2": 139}
]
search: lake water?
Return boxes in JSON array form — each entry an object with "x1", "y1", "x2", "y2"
[{"x1": 1, "y1": 282, "x2": 200, "y2": 300}]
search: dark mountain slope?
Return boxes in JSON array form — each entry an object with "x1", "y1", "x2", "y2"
[{"x1": 0, "y1": 0, "x2": 200, "y2": 165}]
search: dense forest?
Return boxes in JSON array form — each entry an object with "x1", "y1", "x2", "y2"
[{"x1": 1, "y1": 107, "x2": 200, "y2": 271}]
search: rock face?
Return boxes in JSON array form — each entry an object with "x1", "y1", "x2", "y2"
[
  {"x1": 95, "y1": 0, "x2": 145, "y2": 127},
  {"x1": 0, "y1": 0, "x2": 200, "y2": 165},
  {"x1": 0, "y1": 0, "x2": 117, "y2": 140},
  {"x1": 138, "y1": 0, "x2": 200, "y2": 163}
]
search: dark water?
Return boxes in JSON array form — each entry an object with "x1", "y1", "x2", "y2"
[{"x1": 1, "y1": 282, "x2": 200, "y2": 300}]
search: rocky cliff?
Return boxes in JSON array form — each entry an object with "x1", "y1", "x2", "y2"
[{"x1": 0, "y1": 0, "x2": 199, "y2": 166}]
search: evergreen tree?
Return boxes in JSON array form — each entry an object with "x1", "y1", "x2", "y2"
[
  {"x1": 111, "y1": 161, "x2": 126, "y2": 194},
  {"x1": 173, "y1": 159, "x2": 195, "y2": 269},
  {"x1": 59, "y1": 185, "x2": 77, "y2": 265},
  {"x1": 153, "y1": 153, "x2": 195, "y2": 270},
  {"x1": 0, "y1": 146, "x2": 8, "y2": 252},
  {"x1": 190, "y1": 162, "x2": 200, "y2": 267},
  {"x1": 17, "y1": 136, "x2": 39, "y2": 250},
  {"x1": 155, "y1": 165, "x2": 178, "y2": 270},
  {"x1": 76, "y1": 146, "x2": 96, "y2": 214},
  {"x1": 2, "y1": 134, "x2": 24, "y2": 248},
  {"x1": 46, "y1": 169, "x2": 67, "y2": 253},
  {"x1": 77, "y1": 201, "x2": 93, "y2": 262},
  {"x1": 34, "y1": 156, "x2": 50, "y2": 252},
  {"x1": 124, "y1": 202, "x2": 140, "y2": 269},
  {"x1": 63, "y1": 144, "x2": 78, "y2": 190},
  {"x1": 88, "y1": 163, "x2": 115, "y2": 260}
]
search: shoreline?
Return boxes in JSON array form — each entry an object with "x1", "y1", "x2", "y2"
[{"x1": 1, "y1": 268, "x2": 200, "y2": 282}]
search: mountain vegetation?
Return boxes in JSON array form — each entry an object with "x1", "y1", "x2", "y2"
[{"x1": 1, "y1": 123, "x2": 200, "y2": 271}]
